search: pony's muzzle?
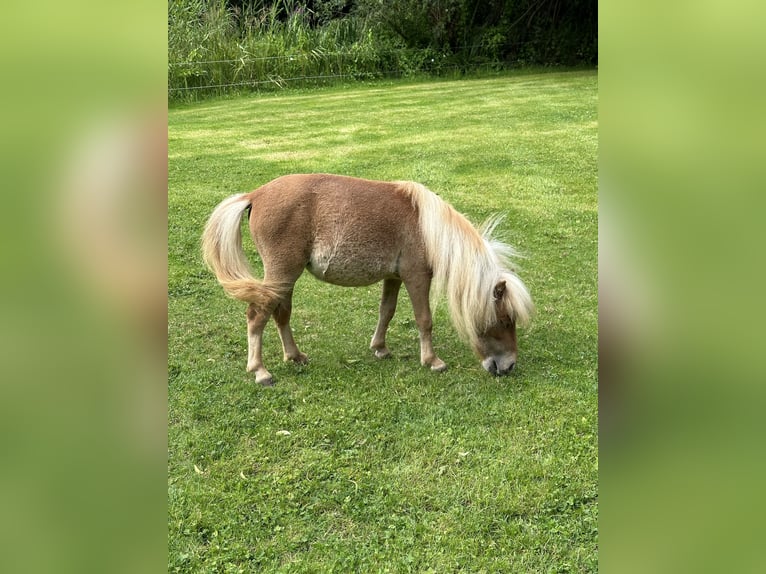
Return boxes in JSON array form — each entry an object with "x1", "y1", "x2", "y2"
[{"x1": 482, "y1": 356, "x2": 516, "y2": 376}]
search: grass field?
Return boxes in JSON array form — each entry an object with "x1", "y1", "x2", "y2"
[{"x1": 168, "y1": 70, "x2": 598, "y2": 572}]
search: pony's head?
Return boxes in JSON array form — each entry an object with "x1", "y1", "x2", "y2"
[
  {"x1": 473, "y1": 279, "x2": 518, "y2": 375},
  {"x1": 472, "y1": 271, "x2": 533, "y2": 376},
  {"x1": 403, "y1": 183, "x2": 534, "y2": 375}
]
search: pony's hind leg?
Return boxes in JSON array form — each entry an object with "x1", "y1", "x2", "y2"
[
  {"x1": 273, "y1": 289, "x2": 308, "y2": 364},
  {"x1": 371, "y1": 278, "x2": 402, "y2": 358},
  {"x1": 403, "y1": 274, "x2": 447, "y2": 372},
  {"x1": 246, "y1": 302, "x2": 277, "y2": 386}
]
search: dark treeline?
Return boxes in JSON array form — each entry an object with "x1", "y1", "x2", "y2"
[
  {"x1": 225, "y1": 0, "x2": 596, "y2": 64},
  {"x1": 168, "y1": 0, "x2": 596, "y2": 98}
]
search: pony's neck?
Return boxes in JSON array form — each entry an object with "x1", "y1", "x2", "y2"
[{"x1": 401, "y1": 180, "x2": 501, "y2": 343}]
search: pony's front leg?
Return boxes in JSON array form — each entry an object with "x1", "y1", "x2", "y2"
[
  {"x1": 371, "y1": 278, "x2": 402, "y2": 359},
  {"x1": 246, "y1": 302, "x2": 275, "y2": 386},
  {"x1": 404, "y1": 276, "x2": 447, "y2": 372}
]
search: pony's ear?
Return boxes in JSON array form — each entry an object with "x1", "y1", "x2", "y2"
[{"x1": 493, "y1": 280, "x2": 507, "y2": 301}]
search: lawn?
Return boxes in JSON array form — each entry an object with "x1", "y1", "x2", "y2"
[{"x1": 168, "y1": 70, "x2": 598, "y2": 572}]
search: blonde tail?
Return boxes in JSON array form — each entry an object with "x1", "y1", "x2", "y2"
[{"x1": 201, "y1": 194, "x2": 284, "y2": 308}]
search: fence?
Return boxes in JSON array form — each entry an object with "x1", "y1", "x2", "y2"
[{"x1": 168, "y1": 45, "x2": 529, "y2": 100}]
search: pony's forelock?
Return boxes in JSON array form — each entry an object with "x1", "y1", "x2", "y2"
[
  {"x1": 499, "y1": 271, "x2": 534, "y2": 326},
  {"x1": 481, "y1": 215, "x2": 534, "y2": 326}
]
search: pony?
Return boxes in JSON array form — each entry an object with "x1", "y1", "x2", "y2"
[{"x1": 202, "y1": 174, "x2": 533, "y2": 385}]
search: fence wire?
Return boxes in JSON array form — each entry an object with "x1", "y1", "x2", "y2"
[
  {"x1": 167, "y1": 45, "x2": 501, "y2": 68},
  {"x1": 168, "y1": 45, "x2": 528, "y2": 97}
]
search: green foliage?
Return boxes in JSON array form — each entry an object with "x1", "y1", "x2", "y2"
[
  {"x1": 168, "y1": 0, "x2": 596, "y2": 100},
  {"x1": 169, "y1": 71, "x2": 598, "y2": 571}
]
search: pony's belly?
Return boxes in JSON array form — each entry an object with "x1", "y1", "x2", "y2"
[{"x1": 306, "y1": 249, "x2": 398, "y2": 287}]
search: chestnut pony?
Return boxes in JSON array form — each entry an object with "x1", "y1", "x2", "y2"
[{"x1": 202, "y1": 174, "x2": 533, "y2": 385}]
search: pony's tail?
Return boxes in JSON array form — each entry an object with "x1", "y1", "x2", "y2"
[{"x1": 201, "y1": 193, "x2": 284, "y2": 308}]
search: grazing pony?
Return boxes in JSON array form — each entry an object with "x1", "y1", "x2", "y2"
[{"x1": 202, "y1": 174, "x2": 533, "y2": 385}]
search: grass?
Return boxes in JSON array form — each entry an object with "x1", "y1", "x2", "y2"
[{"x1": 169, "y1": 70, "x2": 598, "y2": 572}]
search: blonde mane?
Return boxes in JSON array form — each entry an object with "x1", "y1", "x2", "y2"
[{"x1": 398, "y1": 181, "x2": 534, "y2": 346}]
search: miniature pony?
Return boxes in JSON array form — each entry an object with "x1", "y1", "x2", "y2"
[{"x1": 202, "y1": 174, "x2": 532, "y2": 385}]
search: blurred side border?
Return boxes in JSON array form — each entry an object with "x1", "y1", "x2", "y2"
[
  {"x1": 0, "y1": 2, "x2": 166, "y2": 573},
  {"x1": 600, "y1": 0, "x2": 766, "y2": 572}
]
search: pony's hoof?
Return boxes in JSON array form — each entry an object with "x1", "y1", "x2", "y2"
[
  {"x1": 286, "y1": 352, "x2": 309, "y2": 365},
  {"x1": 373, "y1": 348, "x2": 391, "y2": 359},
  {"x1": 430, "y1": 360, "x2": 448, "y2": 373},
  {"x1": 250, "y1": 368, "x2": 274, "y2": 386},
  {"x1": 257, "y1": 375, "x2": 274, "y2": 386}
]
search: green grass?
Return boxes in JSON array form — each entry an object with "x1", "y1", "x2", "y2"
[{"x1": 169, "y1": 70, "x2": 598, "y2": 572}]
